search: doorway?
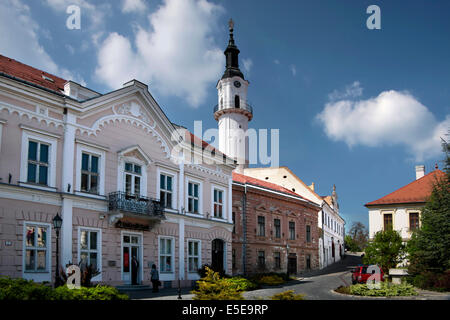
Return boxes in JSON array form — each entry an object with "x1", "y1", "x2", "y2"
[
  {"x1": 122, "y1": 233, "x2": 142, "y2": 285},
  {"x1": 288, "y1": 253, "x2": 297, "y2": 275},
  {"x1": 211, "y1": 239, "x2": 224, "y2": 273}
]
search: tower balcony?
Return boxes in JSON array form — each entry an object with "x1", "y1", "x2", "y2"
[
  {"x1": 107, "y1": 191, "x2": 165, "y2": 223},
  {"x1": 214, "y1": 102, "x2": 253, "y2": 121}
]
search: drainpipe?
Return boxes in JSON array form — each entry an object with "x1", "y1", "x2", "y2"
[{"x1": 242, "y1": 183, "x2": 247, "y2": 276}]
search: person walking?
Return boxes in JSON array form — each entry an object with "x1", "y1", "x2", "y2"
[
  {"x1": 150, "y1": 264, "x2": 160, "y2": 292},
  {"x1": 131, "y1": 255, "x2": 139, "y2": 285}
]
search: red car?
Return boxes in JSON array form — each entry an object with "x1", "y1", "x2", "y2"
[{"x1": 351, "y1": 265, "x2": 384, "y2": 284}]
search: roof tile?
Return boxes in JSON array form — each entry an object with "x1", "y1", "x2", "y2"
[{"x1": 365, "y1": 169, "x2": 446, "y2": 206}]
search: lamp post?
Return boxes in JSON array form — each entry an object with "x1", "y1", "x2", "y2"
[
  {"x1": 52, "y1": 213, "x2": 62, "y2": 287},
  {"x1": 286, "y1": 244, "x2": 290, "y2": 278}
]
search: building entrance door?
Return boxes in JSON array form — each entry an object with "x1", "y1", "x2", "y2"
[
  {"x1": 211, "y1": 239, "x2": 224, "y2": 273},
  {"x1": 122, "y1": 234, "x2": 142, "y2": 285},
  {"x1": 288, "y1": 254, "x2": 297, "y2": 275}
]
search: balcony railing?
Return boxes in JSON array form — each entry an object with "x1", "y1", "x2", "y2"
[
  {"x1": 213, "y1": 102, "x2": 253, "y2": 114},
  {"x1": 108, "y1": 191, "x2": 164, "y2": 218}
]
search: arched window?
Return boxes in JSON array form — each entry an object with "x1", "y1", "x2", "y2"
[{"x1": 235, "y1": 95, "x2": 240, "y2": 108}]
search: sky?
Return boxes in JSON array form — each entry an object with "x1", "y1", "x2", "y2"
[{"x1": 1, "y1": 0, "x2": 449, "y2": 231}]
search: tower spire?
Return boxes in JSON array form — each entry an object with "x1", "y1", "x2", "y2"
[{"x1": 222, "y1": 18, "x2": 244, "y2": 80}]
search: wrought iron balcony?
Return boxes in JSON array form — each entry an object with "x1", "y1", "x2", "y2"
[
  {"x1": 108, "y1": 191, "x2": 164, "y2": 219},
  {"x1": 213, "y1": 102, "x2": 253, "y2": 114}
]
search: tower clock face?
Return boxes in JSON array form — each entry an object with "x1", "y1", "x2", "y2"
[{"x1": 233, "y1": 81, "x2": 241, "y2": 88}]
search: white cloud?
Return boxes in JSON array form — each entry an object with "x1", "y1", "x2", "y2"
[
  {"x1": 122, "y1": 0, "x2": 147, "y2": 13},
  {"x1": 95, "y1": 0, "x2": 225, "y2": 107},
  {"x1": 316, "y1": 86, "x2": 450, "y2": 161},
  {"x1": 242, "y1": 58, "x2": 253, "y2": 74},
  {"x1": 0, "y1": 0, "x2": 85, "y2": 85},
  {"x1": 274, "y1": 59, "x2": 280, "y2": 65},
  {"x1": 290, "y1": 64, "x2": 296, "y2": 76},
  {"x1": 328, "y1": 81, "x2": 363, "y2": 101}
]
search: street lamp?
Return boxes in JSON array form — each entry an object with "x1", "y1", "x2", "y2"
[
  {"x1": 52, "y1": 213, "x2": 62, "y2": 287},
  {"x1": 286, "y1": 244, "x2": 290, "y2": 278}
]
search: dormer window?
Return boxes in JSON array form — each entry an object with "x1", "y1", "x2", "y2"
[{"x1": 235, "y1": 95, "x2": 240, "y2": 108}]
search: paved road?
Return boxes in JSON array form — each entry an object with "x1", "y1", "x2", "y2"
[
  {"x1": 244, "y1": 253, "x2": 361, "y2": 300},
  {"x1": 131, "y1": 253, "x2": 450, "y2": 300}
]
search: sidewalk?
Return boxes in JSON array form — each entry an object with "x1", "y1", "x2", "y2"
[{"x1": 122, "y1": 287, "x2": 195, "y2": 300}]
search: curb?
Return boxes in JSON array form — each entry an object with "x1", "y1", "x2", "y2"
[{"x1": 330, "y1": 288, "x2": 427, "y2": 300}]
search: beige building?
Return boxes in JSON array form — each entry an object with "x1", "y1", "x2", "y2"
[{"x1": 0, "y1": 55, "x2": 235, "y2": 287}]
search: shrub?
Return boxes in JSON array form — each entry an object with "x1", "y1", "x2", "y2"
[
  {"x1": 349, "y1": 282, "x2": 417, "y2": 297},
  {"x1": 54, "y1": 285, "x2": 129, "y2": 300},
  {"x1": 0, "y1": 277, "x2": 54, "y2": 300},
  {"x1": 0, "y1": 277, "x2": 128, "y2": 300},
  {"x1": 270, "y1": 290, "x2": 305, "y2": 300},
  {"x1": 224, "y1": 277, "x2": 258, "y2": 292},
  {"x1": 335, "y1": 285, "x2": 351, "y2": 295},
  {"x1": 257, "y1": 275, "x2": 285, "y2": 286},
  {"x1": 408, "y1": 270, "x2": 450, "y2": 292},
  {"x1": 191, "y1": 267, "x2": 244, "y2": 300}
]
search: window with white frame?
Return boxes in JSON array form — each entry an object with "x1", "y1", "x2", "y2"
[
  {"x1": 187, "y1": 182, "x2": 200, "y2": 214},
  {"x1": 27, "y1": 140, "x2": 50, "y2": 185},
  {"x1": 159, "y1": 237, "x2": 173, "y2": 272},
  {"x1": 79, "y1": 229, "x2": 99, "y2": 270},
  {"x1": 124, "y1": 162, "x2": 142, "y2": 196},
  {"x1": 24, "y1": 224, "x2": 49, "y2": 272},
  {"x1": 187, "y1": 240, "x2": 201, "y2": 273},
  {"x1": 213, "y1": 189, "x2": 224, "y2": 218},
  {"x1": 81, "y1": 153, "x2": 99, "y2": 194},
  {"x1": 160, "y1": 174, "x2": 173, "y2": 208}
]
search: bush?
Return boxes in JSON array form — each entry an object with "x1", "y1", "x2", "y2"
[
  {"x1": 191, "y1": 267, "x2": 244, "y2": 300},
  {"x1": 0, "y1": 277, "x2": 54, "y2": 300},
  {"x1": 0, "y1": 277, "x2": 128, "y2": 300},
  {"x1": 408, "y1": 270, "x2": 450, "y2": 292},
  {"x1": 335, "y1": 285, "x2": 351, "y2": 295},
  {"x1": 349, "y1": 282, "x2": 418, "y2": 297},
  {"x1": 224, "y1": 277, "x2": 258, "y2": 292},
  {"x1": 54, "y1": 285, "x2": 129, "y2": 300},
  {"x1": 256, "y1": 275, "x2": 285, "y2": 286},
  {"x1": 270, "y1": 290, "x2": 305, "y2": 300}
]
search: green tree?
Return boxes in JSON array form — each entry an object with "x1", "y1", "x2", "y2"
[
  {"x1": 408, "y1": 136, "x2": 450, "y2": 276},
  {"x1": 344, "y1": 234, "x2": 361, "y2": 252},
  {"x1": 348, "y1": 221, "x2": 369, "y2": 250},
  {"x1": 363, "y1": 229, "x2": 406, "y2": 272}
]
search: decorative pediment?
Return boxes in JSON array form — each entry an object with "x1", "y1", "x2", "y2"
[
  {"x1": 118, "y1": 145, "x2": 152, "y2": 165},
  {"x1": 255, "y1": 203, "x2": 267, "y2": 211},
  {"x1": 270, "y1": 207, "x2": 283, "y2": 215},
  {"x1": 114, "y1": 100, "x2": 154, "y2": 127}
]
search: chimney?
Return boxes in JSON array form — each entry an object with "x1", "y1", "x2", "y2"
[
  {"x1": 309, "y1": 182, "x2": 315, "y2": 191},
  {"x1": 415, "y1": 165, "x2": 425, "y2": 180}
]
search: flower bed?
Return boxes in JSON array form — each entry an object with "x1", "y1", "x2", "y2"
[{"x1": 335, "y1": 282, "x2": 418, "y2": 297}]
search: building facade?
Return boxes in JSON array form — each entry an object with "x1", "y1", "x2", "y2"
[
  {"x1": 243, "y1": 167, "x2": 345, "y2": 269},
  {"x1": 231, "y1": 173, "x2": 320, "y2": 275},
  {"x1": 366, "y1": 165, "x2": 445, "y2": 241},
  {"x1": 0, "y1": 55, "x2": 235, "y2": 287}
]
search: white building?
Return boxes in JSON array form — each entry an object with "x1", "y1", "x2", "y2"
[{"x1": 366, "y1": 165, "x2": 445, "y2": 241}]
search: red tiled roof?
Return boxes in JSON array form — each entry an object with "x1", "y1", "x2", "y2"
[
  {"x1": 365, "y1": 169, "x2": 446, "y2": 206},
  {"x1": 233, "y1": 172, "x2": 312, "y2": 202},
  {"x1": 0, "y1": 55, "x2": 67, "y2": 93}
]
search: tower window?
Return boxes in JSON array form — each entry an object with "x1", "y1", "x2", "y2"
[{"x1": 235, "y1": 95, "x2": 240, "y2": 108}]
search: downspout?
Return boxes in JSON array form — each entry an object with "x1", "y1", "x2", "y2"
[{"x1": 242, "y1": 183, "x2": 247, "y2": 276}]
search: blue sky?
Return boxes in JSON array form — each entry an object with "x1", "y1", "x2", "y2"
[{"x1": 1, "y1": 0, "x2": 449, "y2": 231}]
